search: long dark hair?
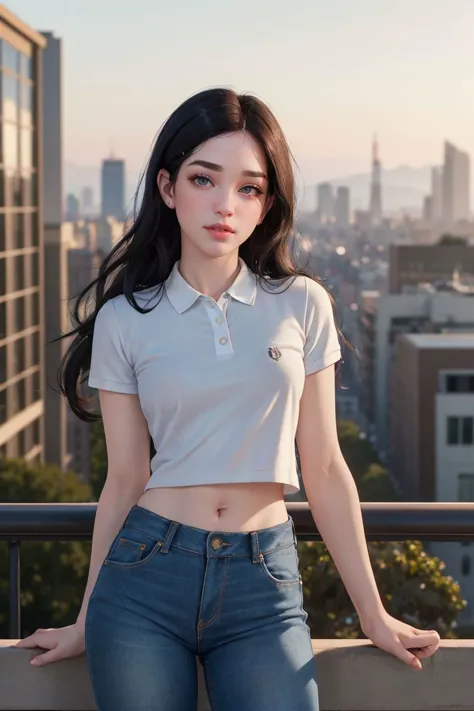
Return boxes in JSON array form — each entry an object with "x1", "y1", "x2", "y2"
[{"x1": 55, "y1": 87, "x2": 344, "y2": 422}]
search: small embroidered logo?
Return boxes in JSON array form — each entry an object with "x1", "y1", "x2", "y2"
[{"x1": 268, "y1": 346, "x2": 282, "y2": 361}]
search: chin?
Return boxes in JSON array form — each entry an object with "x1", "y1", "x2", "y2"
[{"x1": 199, "y1": 242, "x2": 237, "y2": 258}]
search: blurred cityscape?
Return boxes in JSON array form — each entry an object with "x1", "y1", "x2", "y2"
[{"x1": 0, "y1": 2, "x2": 473, "y2": 634}]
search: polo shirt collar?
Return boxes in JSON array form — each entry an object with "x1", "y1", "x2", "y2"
[{"x1": 165, "y1": 257, "x2": 257, "y2": 314}]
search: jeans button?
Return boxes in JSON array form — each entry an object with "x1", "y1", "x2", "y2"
[{"x1": 211, "y1": 537, "x2": 223, "y2": 550}]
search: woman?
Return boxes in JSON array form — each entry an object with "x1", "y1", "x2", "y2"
[{"x1": 17, "y1": 88, "x2": 439, "y2": 710}]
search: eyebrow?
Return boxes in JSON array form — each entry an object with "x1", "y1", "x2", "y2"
[{"x1": 187, "y1": 159, "x2": 268, "y2": 181}]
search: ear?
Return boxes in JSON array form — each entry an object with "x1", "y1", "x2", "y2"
[
  {"x1": 258, "y1": 195, "x2": 275, "y2": 224},
  {"x1": 157, "y1": 169, "x2": 175, "y2": 209}
]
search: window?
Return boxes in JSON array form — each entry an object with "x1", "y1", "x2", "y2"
[
  {"x1": 0, "y1": 387, "x2": 6, "y2": 424},
  {"x1": 0, "y1": 302, "x2": 5, "y2": 340},
  {"x1": 19, "y1": 52, "x2": 33, "y2": 80},
  {"x1": 458, "y1": 474, "x2": 474, "y2": 502},
  {"x1": 31, "y1": 250, "x2": 39, "y2": 287},
  {"x1": 32, "y1": 290, "x2": 39, "y2": 326},
  {"x1": 14, "y1": 296, "x2": 25, "y2": 332},
  {"x1": 447, "y1": 416, "x2": 474, "y2": 445},
  {"x1": 446, "y1": 374, "x2": 474, "y2": 393},
  {"x1": 3, "y1": 122, "x2": 19, "y2": 167},
  {"x1": 12, "y1": 213, "x2": 24, "y2": 249},
  {"x1": 20, "y1": 127, "x2": 32, "y2": 170},
  {"x1": 461, "y1": 555, "x2": 471, "y2": 577},
  {"x1": 0, "y1": 214, "x2": 5, "y2": 252},
  {"x1": 32, "y1": 369, "x2": 40, "y2": 400},
  {"x1": 13, "y1": 337, "x2": 26, "y2": 375},
  {"x1": 4, "y1": 42, "x2": 19, "y2": 73},
  {"x1": 0, "y1": 257, "x2": 5, "y2": 296},
  {"x1": 13, "y1": 255, "x2": 25, "y2": 291},
  {"x1": 0, "y1": 344, "x2": 6, "y2": 381},
  {"x1": 3, "y1": 74, "x2": 19, "y2": 122},
  {"x1": 20, "y1": 83, "x2": 33, "y2": 127}
]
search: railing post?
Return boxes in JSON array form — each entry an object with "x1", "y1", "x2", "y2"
[{"x1": 8, "y1": 541, "x2": 21, "y2": 639}]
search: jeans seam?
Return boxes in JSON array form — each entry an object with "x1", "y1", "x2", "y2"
[
  {"x1": 203, "y1": 660, "x2": 219, "y2": 711},
  {"x1": 103, "y1": 540, "x2": 163, "y2": 569},
  {"x1": 198, "y1": 558, "x2": 228, "y2": 633},
  {"x1": 122, "y1": 523, "x2": 160, "y2": 541}
]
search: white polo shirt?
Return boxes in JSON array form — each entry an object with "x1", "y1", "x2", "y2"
[{"x1": 88, "y1": 258, "x2": 341, "y2": 494}]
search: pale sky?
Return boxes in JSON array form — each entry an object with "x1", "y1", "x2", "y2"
[{"x1": 8, "y1": 0, "x2": 474, "y2": 189}]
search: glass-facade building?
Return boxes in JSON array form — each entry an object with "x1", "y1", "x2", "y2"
[{"x1": 0, "y1": 10, "x2": 46, "y2": 461}]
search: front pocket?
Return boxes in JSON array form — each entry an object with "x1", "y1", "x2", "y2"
[
  {"x1": 258, "y1": 543, "x2": 302, "y2": 586},
  {"x1": 104, "y1": 526, "x2": 163, "y2": 568}
]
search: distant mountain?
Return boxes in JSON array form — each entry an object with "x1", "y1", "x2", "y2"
[{"x1": 298, "y1": 164, "x2": 437, "y2": 214}]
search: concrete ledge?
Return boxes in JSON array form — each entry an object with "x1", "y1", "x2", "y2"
[{"x1": 1, "y1": 639, "x2": 473, "y2": 710}]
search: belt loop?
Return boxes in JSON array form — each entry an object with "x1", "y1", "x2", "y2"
[
  {"x1": 250, "y1": 531, "x2": 261, "y2": 564},
  {"x1": 289, "y1": 515, "x2": 297, "y2": 545},
  {"x1": 160, "y1": 521, "x2": 179, "y2": 554}
]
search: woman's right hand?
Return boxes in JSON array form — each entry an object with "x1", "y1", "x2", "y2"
[{"x1": 14, "y1": 623, "x2": 86, "y2": 666}]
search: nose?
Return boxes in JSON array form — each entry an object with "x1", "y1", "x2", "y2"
[{"x1": 213, "y1": 188, "x2": 235, "y2": 218}]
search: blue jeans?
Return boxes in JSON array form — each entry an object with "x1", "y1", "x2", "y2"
[{"x1": 85, "y1": 504, "x2": 319, "y2": 711}]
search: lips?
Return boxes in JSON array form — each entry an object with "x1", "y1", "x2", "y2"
[{"x1": 204, "y1": 224, "x2": 235, "y2": 233}]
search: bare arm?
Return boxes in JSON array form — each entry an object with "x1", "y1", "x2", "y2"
[
  {"x1": 296, "y1": 365, "x2": 439, "y2": 669},
  {"x1": 76, "y1": 388, "x2": 151, "y2": 629},
  {"x1": 296, "y1": 365, "x2": 384, "y2": 624}
]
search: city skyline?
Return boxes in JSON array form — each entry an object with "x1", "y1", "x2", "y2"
[{"x1": 7, "y1": 0, "x2": 474, "y2": 190}]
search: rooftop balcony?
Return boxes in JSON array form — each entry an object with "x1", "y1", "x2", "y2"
[{"x1": 1, "y1": 501, "x2": 473, "y2": 710}]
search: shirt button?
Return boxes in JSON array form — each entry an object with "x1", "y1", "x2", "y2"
[
  {"x1": 215, "y1": 316, "x2": 222, "y2": 324},
  {"x1": 219, "y1": 337, "x2": 228, "y2": 345}
]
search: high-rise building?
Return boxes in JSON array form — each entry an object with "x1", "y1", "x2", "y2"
[
  {"x1": 41, "y1": 30, "x2": 70, "y2": 472},
  {"x1": 0, "y1": 7, "x2": 46, "y2": 461},
  {"x1": 335, "y1": 186, "x2": 350, "y2": 227},
  {"x1": 389, "y1": 243, "x2": 474, "y2": 294},
  {"x1": 431, "y1": 166, "x2": 443, "y2": 222},
  {"x1": 360, "y1": 289, "x2": 474, "y2": 459},
  {"x1": 442, "y1": 141, "x2": 470, "y2": 225},
  {"x1": 368, "y1": 135, "x2": 382, "y2": 225},
  {"x1": 316, "y1": 182, "x2": 333, "y2": 224},
  {"x1": 66, "y1": 245, "x2": 101, "y2": 483},
  {"x1": 65, "y1": 193, "x2": 79, "y2": 221},
  {"x1": 80, "y1": 186, "x2": 94, "y2": 215},
  {"x1": 101, "y1": 158, "x2": 125, "y2": 219},
  {"x1": 390, "y1": 333, "x2": 474, "y2": 623}
]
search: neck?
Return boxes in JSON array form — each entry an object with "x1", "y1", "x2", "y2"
[{"x1": 178, "y1": 248, "x2": 241, "y2": 301}]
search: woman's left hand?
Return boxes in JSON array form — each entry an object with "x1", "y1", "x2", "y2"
[{"x1": 361, "y1": 611, "x2": 440, "y2": 671}]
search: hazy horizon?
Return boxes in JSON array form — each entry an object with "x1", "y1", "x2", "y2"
[{"x1": 8, "y1": 0, "x2": 474, "y2": 198}]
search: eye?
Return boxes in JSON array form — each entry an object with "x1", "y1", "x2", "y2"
[
  {"x1": 190, "y1": 174, "x2": 213, "y2": 187},
  {"x1": 240, "y1": 185, "x2": 264, "y2": 196}
]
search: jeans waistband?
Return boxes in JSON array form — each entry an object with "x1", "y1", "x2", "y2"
[{"x1": 123, "y1": 505, "x2": 296, "y2": 561}]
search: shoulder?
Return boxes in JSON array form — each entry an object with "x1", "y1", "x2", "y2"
[
  {"x1": 97, "y1": 285, "x2": 164, "y2": 322},
  {"x1": 264, "y1": 274, "x2": 332, "y2": 311}
]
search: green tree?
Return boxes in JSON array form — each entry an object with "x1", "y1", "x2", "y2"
[
  {"x1": 299, "y1": 540, "x2": 466, "y2": 639},
  {"x1": 90, "y1": 418, "x2": 107, "y2": 501},
  {"x1": 0, "y1": 457, "x2": 93, "y2": 637},
  {"x1": 438, "y1": 234, "x2": 467, "y2": 246}
]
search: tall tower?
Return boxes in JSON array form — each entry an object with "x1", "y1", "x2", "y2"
[
  {"x1": 101, "y1": 157, "x2": 125, "y2": 220},
  {"x1": 369, "y1": 135, "x2": 382, "y2": 225}
]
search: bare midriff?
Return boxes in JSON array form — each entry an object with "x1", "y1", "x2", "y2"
[{"x1": 136, "y1": 482, "x2": 289, "y2": 532}]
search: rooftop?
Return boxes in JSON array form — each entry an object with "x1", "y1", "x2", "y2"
[{"x1": 403, "y1": 333, "x2": 474, "y2": 349}]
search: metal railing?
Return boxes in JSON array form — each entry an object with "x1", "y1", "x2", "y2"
[{"x1": 1, "y1": 501, "x2": 474, "y2": 639}]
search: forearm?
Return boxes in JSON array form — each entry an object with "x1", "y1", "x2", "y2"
[
  {"x1": 303, "y1": 454, "x2": 385, "y2": 625},
  {"x1": 76, "y1": 480, "x2": 141, "y2": 629}
]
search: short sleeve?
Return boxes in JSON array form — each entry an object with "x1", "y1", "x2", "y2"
[
  {"x1": 87, "y1": 299, "x2": 138, "y2": 394},
  {"x1": 303, "y1": 278, "x2": 342, "y2": 375}
]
